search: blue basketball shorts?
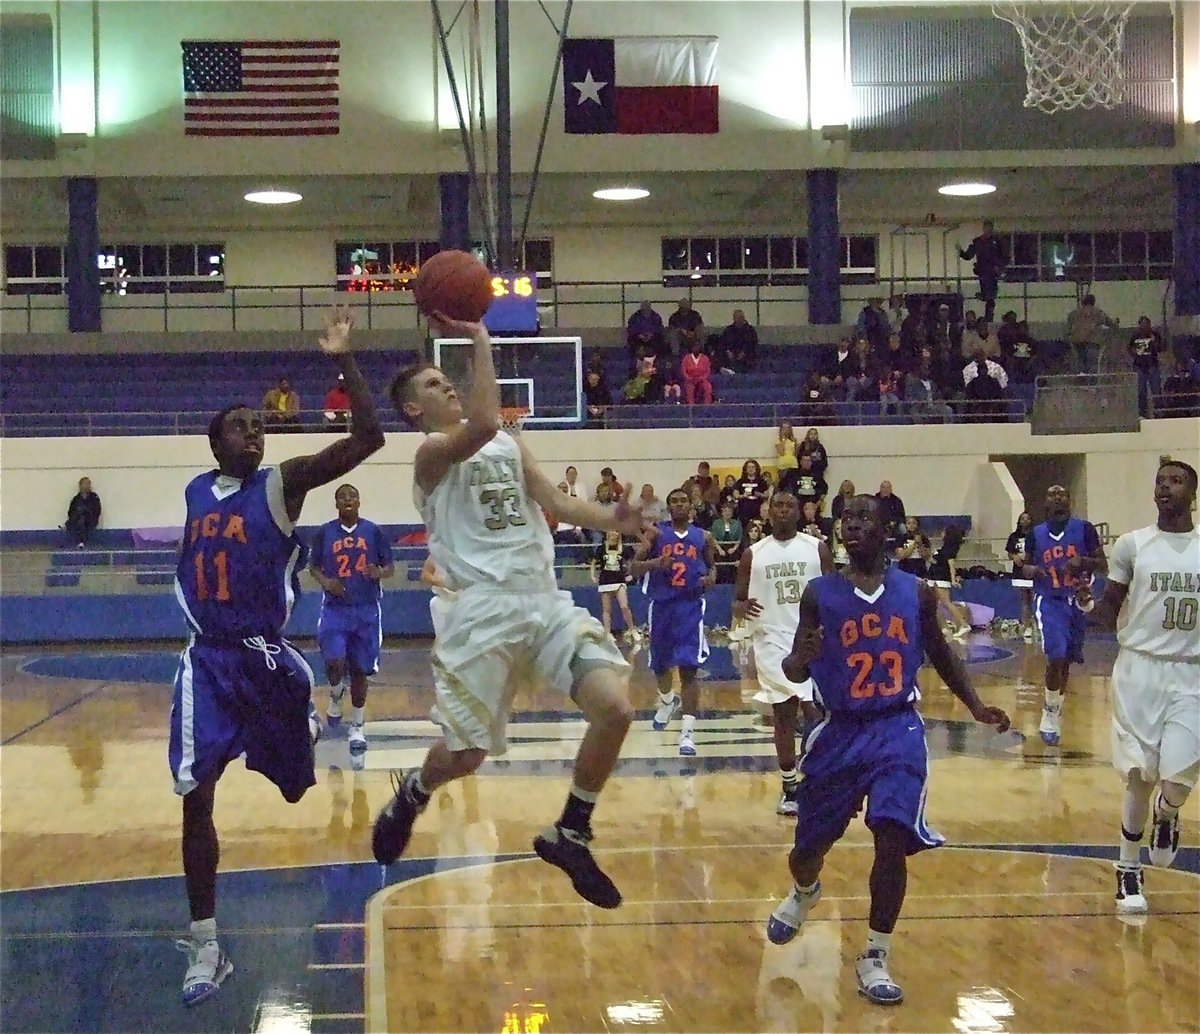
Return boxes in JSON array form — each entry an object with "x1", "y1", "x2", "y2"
[
  {"x1": 317, "y1": 601, "x2": 382, "y2": 676},
  {"x1": 793, "y1": 706, "x2": 944, "y2": 856},
  {"x1": 1034, "y1": 594, "x2": 1087, "y2": 664},
  {"x1": 647, "y1": 594, "x2": 709, "y2": 675},
  {"x1": 169, "y1": 635, "x2": 317, "y2": 801}
]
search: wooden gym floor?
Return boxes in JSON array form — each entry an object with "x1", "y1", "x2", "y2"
[{"x1": 1, "y1": 633, "x2": 1196, "y2": 1033}]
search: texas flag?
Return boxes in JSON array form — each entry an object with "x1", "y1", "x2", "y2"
[{"x1": 563, "y1": 36, "x2": 718, "y2": 135}]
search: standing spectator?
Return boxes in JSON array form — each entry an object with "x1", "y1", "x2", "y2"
[
  {"x1": 689, "y1": 461, "x2": 721, "y2": 505},
  {"x1": 875, "y1": 481, "x2": 906, "y2": 537},
  {"x1": 637, "y1": 484, "x2": 667, "y2": 525},
  {"x1": 64, "y1": 476, "x2": 101, "y2": 548},
  {"x1": 775, "y1": 420, "x2": 799, "y2": 475},
  {"x1": 665, "y1": 299, "x2": 704, "y2": 358},
  {"x1": 719, "y1": 474, "x2": 740, "y2": 510},
  {"x1": 997, "y1": 313, "x2": 1036, "y2": 383},
  {"x1": 592, "y1": 531, "x2": 641, "y2": 644},
  {"x1": 626, "y1": 300, "x2": 665, "y2": 374},
  {"x1": 854, "y1": 298, "x2": 891, "y2": 353},
  {"x1": 792, "y1": 454, "x2": 828, "y2": 512},
  {"x1": 904, "y1": 349, "x2": 954, "y2": 423},
  {"x1": 1127, "y1": 316, "x2": 1164, "y2": 418},
  {"x1": 322, "y1": 374, "x2": 351, "y2": 431},
  {"x1": 261, "y1": 376, "x2": 302, "y2": 433},
  {"x1": 719, "y1": 309, "x2": 759, "y2": 373},
  {"x1": 797, "y1": 427, "x2": 829, "y2": 480},
  {"x1": 710, "y1": 501, "x2": 744, "y2": 583},
  {"x1": 681, "y1": 340, "x2": 714, "y2": 405},
  {"x1": 583, "y1": 368, "x2": 613, "y2": 427},
  {"x1": 1160, "y1": 355, "x2": 1200, "y2": 417},
  {"x1": 689, "y1": 484, "x2": 717, "y2": 530},
  {"x1": 830, "y1": 479, "x2": 856, "y2": 521},
  {"x1": 1066, "y1": 294, "x2": 1117, "y2": 375},
  {"x1": 1006, "y1": 511, "x2": 1035, "y2": 641},
  {"x1": 962, "y1": 346, "x2": 1009, "y2": 423},
  {"x1": 958, "y1": 220, "x2": 1007, "y2": 323},
  {"x1": 734, "y1": 460, "x2": 770, "y2": 529},
  {"x1": 899, "y1": 299, "x2": 928, "y2": 354},
  {"x1": 797, "y1": 371, "x2": 832, "y2": 425},
  {"x1": 928, "y1": 525, "x2": 973, "y2": 639}
]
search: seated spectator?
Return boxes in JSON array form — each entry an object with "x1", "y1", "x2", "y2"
[
  {"x1": 887, "y1": 293, "x2": 907, "y2": 333},
  {"x1": 622, "y1": 359, "x2": 655, "y2": 404},
  {"x1": 689, "y1": 485, "x2": 716, "y2": 530},
  {"x1": 718, "y1": 474, "x2": 740, "y2": 510},
  {"x1": 962, "y1": 346, "x2": 1009, "y2": 422},
  {"x1": 710, "y1": 501, "x2": 744, "y2": 583},
  {"x1": 830, "y1": 479, "x2": 856, "y2": 521},
  {"x1": 791, "y1": 454, "x2": 827, "y2": 512},
  {"x1": 829, "y1": 517, "x2": 849, "y2": 568},
  {"x1": 583, "y1": 368, "x2": 613, "y2": 426},
  {"x1": 563, "y1": 464, "x2": 587, "y2": 501},
  {"x1": 798, "y1": 372, "x2": 832, "y2": 425},
  {"x1": 743, "y1": 518, "x2": 766, "y2": 551},
  {"x1": 962, "y1": 319, "x2": 1001, "y2": 361},
  {"x1": 262, "y1": 376, "x2": 302, "y2": 432},
  {"x1": 878, "y1": 364, "x2": 903, "y2": 416},
  {"x1": 689, "y1": 461, "x2": 722, "y2": 505},
  {"x1": 875, "y1": 481, "x2": 906, "y2": 537},
  {"x1": 929, "y1": 304, "x2": 955, "y2": 356},
  {"x1": 734, "y1": 460, "x2": 769, "y2": 528},
  {"x1": 665, "y1": 299, "x2": 704, "y2": 358},
  {"x1": 662, "y1": 368, "x2": 682, "y2": 403},
  {"x1": 823, "y1": 337, "x2": 857, "y2": 400},
  {"x1": 552, "y1": 482, "x2": 587, "y2": 544},
  {"x1": 322, "y1": 373, "x2": 350, "y2": 431},
  {"x1": 800, "y1": 500, "x2": 831, "y2": 543},
  {"x1": 63, "y1": 476, "x2": 101, "y2": 548},
  {"x1": 1127, "y1": 316, "x2": 1164, "y2": 417},
  {"x1": 1160, "y1": 355, "x2": 1200, "y2": 417},
  {"x1": 681, "y1": 340, "x2": 714, "y2": 405},
  {"x1": 899, "y1": 299, "x2": 928, "y2": 353},
  {"x1": 882, "y1": 332, "x2": 915, "y2": 380},
  {"x1": 893, "y1": 515, "x2": 932, "y2": 577},
  {"x1": 1002, "y1": 316, "x2": 1037, "y2": 383},
  {"x1": 844, "y1": 338, "x2": 879, "y2": 405},
  {"x1": 904, "y1": 349, "x2": 954, "y2": 423},
  {"x1": 719, "y1": 309, "x2": 758, "y2": 373},
  {"x1": 636, "y1": 485, "x2": 666, "y2": 524},
  {"x1": 595, "y1": 467, "x2": 624, "y2": 502},
  {"x1": 626, "y1": 300, "x2": 665, "y2": 374},
  {"x1": 796, "y1": 427, "x2": 829, "y2": 479},
  {"x1": 855, "y1": 297, "x2": 890, "y2": 353},
  {"x1": 775, "y1": 420, "x2": 799, "y2": 473}
]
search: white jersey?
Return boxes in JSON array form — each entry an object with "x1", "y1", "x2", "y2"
[
  {"x1": 747, "y1": 532, "x2": 824, "y2": 648},
  {"x1": 1108, "y1": 524, "x2": 1200, "y2": 661},
  {"x1": 415, "y1": 430, "x2": 557, "y2": 594}
]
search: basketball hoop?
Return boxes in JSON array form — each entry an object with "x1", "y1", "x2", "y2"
[
  {"x1": 992, "y1": 2, "x2": 1135, "y2": 113},
  {"x1": 499, "y1": 406, "x2": 530, "y2": 433}
]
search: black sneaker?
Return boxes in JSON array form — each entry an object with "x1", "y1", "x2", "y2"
[
  {"x1": 1114, "y1": 865, "x2": 1147, "y2": 915},
  {"x1": 372, "y1": 771, "x2": 426, "y2": 865},
  {"x1": 1148, "y1": 795, "x2": 1180, "y2": 868},
  {"x1": 533, "y1": 823, "x2": 622, "y2": 909}
]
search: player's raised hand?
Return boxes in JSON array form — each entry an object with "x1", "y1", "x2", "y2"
[
  {"x1": 613, "y1": 484, "x2": 646, "y2": 538},
  {"x1": 428, "y1": 311, "x2": 487, "y2": 341},
  {"x1": 970, "y1": 703, "x2": 1011, "y2": 732},
  {"x1": 318, "y1": 306, "x2": 355, "y2": 355}
]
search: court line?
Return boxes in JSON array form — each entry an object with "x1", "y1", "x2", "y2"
[
  {"x1": 0, "y1": 680, "x2": 115, "y2": 746},
  {"x1": 310, "y1": 1013, "x2": 365, "y2": 1020},
  {"x1": 307, "y1": 962, "x2": 365, "y2": 970}
]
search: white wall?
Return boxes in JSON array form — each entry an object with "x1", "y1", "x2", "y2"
[{"x1": 4, "y1": 421, "x2": 1195, "y2": 540}]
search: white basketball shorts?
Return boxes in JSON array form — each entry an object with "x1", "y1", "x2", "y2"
[
  {"x1": 1111, "y1": 649, "x2": 1200, "y2": 788},
  {"x1": 751, "y1": 636, "x2": 808, "y2": 705}
]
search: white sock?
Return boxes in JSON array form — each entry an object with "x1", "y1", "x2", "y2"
[
  {"x1": 780, "y1": 766, "x2": 797, "y2": 789},
  {"x1": 350, "y1": 705, "x2": 364, "y2": 725},
  {"x1": 190, "y1": 917, "x2": 217, "y2": 945},
  {"x1": 1044, "y1": 689, "x2": 1063, "y2": 710},
  {"x1": 681, "y1": 714, "x2": 696, "y2": 737},
  {"x1": 1156, "y1": 788, "x2": 1182, "y2": 821},
  {"x1": 658, "y1": 690, "x2": 675, "y2": 705},
  {"x1": 795, "y1": 880, "x2": 818, "y2": 897},
  {"x1": 866, "y1": 928, "x2": 892, "y2": 956}
]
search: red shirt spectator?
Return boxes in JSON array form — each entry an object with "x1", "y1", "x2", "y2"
[{"x1": 681, "y1": 344, "x2": 713, "y2": 405}]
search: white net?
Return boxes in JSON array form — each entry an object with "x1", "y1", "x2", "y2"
[{"x1": 992, "y1": 2, "x2": 1135, "y2": 114}]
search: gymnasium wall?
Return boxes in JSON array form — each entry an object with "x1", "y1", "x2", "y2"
[{"x1": 3, "y1": 421, "x2": 1194, "y2": 540}]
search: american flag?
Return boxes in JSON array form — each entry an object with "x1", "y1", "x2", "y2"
[{"x1": 182, "y1": 40, "x2": 339, "y2": 137}]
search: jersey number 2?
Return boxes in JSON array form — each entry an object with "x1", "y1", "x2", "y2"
[
  {"x1": 194, "y1": 550, "x2": 231, "y2": 602},
  {"x1": 846, "y1": 650, "x2": 903, "y2": 699},
  {"x1": 670, "y1": 561, "x2": 687, "y2": 587}
]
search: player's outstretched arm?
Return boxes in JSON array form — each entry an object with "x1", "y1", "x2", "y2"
[
  {"x1": 628, "y1": 527, "x2": 667, "y2": 579},
  {"x1": 280, "y1": 307, "x2": 386, "y2": 521},
  {"x1": 515, "y1": 437, "x2": 644, "y2": 537},
  {"x1": 918, "y1": 582, "x2": 1010, "y2": 730}
]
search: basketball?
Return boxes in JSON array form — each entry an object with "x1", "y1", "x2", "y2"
[{"x1": 411, "y1": 250, "x2": 494, "y2": 323}]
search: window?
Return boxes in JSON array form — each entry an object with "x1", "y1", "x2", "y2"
[
  {"x1": 335, "y1": 238, "x2": 554, "y2": 292},
  {"x1": 1000, "y1": 230, "x2": 1171, "y2": 283},
  {"x1": 3, "y1": 243, "x2": 225, "y2": 295},
  {"x1": 661, "y1": 233, "x2": 879, "y2": 287}
]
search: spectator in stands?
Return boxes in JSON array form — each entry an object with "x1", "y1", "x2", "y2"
[
  {"x1": 899, "y1": 298, "x2": 928, "y2": 353},
  {"x1": 997, "y1": 312, "x2": 1036, "y2": 383},
  {"x1": 734, "y1": 460, "x2": 769, "y2": 529},
  {"x1": 855, "y1": 297, "x2": 891, "y2": 353},
  {"x1": 789, "y1": 453, "x2": 827, "y2": 512},
  {"x1": 830, "y1": 479, "x2": 856, "y2": 521},
  {"x1": 596, "y1": 467, "x2": 624, "y2": 502},
  {"x1": 666, "y1": 299, "x2": 704, "y2": 358},
  {"x1": 719, "y1": 309, "x2": 758, "y2": 373},
  {"x1": 710, "y1": 501, "x2": 743, "y2": 583},
  {"x1": 562, "y1": 465, "x2": 587, "y2": 502},
  {"x1": 1127, "y1": 316, "x2": 1164, "y2": 417},
  {"x1": 883, "y1": 331, "x2": 915, "y2": 380},
  {"x1": 875, "y1": 481, "x2": 906, "y2": 537},
  {"x1": 929, "y1": 303, "x2": 954, "y2": 354},
  {"x1": 553, "y1": 468, "x2": 588, "y2": 544},
  {"x1": 626, "y1": 300, "x2": 665, "y2": 374},
  {"x1": 637, "y1": 484, "x2": 667, "y2": 525},
  {"x1": 322, "y1": 373, "x2": 351, "y2": 431},
  {"x1": 823, "y1": 337, "x2": 856, "y2": 400},
  {"x1": 844, "y1": 337, "x2": 879, "y2": 405},
  {"x1": 63, "y1": 476, "x2": 101, "y2": 548},
  {"x1": 894, "y1": 515, "x2": 932, "y2": 577},
  {"x1": 962, "y1": 318, "x2": 1001, "y2": 361},
  {"x1": 689, "y1": 461, "x2": 721, "y2": 505},
  {"x1": 962, "y1": 345, "x2": 1009, "y2": 422},
  {"x1": 689, "y1": 484, "x2": 716, "y2": 530},
  {"x1": 583, "y1": 368, "x2": 613, "y2": 427},
  {"x1": 1066, "y1": 293, "x2": 1117, "y2": 375},
  {"x1": 904, "y1": 348, "x2": 954, "y2": 423},
  {"x1": 887, "y1": 294, "x2": 907, "y2": 333},
  {"x1": 719, "y1": 474, "x2": 739, "y2": 510},
  {"x1": 1161, "y1": 355, "x2": 1200, "y2": 417},
  {"x1": 797, "y1": 427, "x2": 829, "y2": 480},
  {"x1": 798, "y1": 371, "x2": 832, "y2": 425},
  {"x1": 829, "y1": 517, "x2": 849, "y2": 568},
  {"x1": 681, "y1": 339, "x2": 714, "y2": 405},
  {"x1": 878, "y1": 363, "x2": 903, "y2": 417},
  {"x1": 622, "y1": 356, "x2": 655, "y2": 404},
  {"x1": 958, "y1": 220, "x2": 1007, "y2": 323},
  {"x1": 262, "y1": 376, "x2": 302, "y2": 432},
  {"x1": 743, "y1": 518, "x2": 765, "y2": 550},
  {"x1": 775, "y1": 420, "x2": 799, "y2": 475},
  {"x1": 800, "y1": 499, "x2": 831, "y2": 543},
  {"x1": 1006, "y1": 511, "x2": 1035, "y2": 641}
]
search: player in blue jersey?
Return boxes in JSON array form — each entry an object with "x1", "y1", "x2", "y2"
[
  {"x1": 171, "y1": 308, "x2": 384, "y2": 1007},
  {"x1": 309, "y1": 483, "x2": 394, "y2": 760},
  {"x1": 1018, "y1": 484, "x2": 1107, "y2": 746},
  {"x1": 629, "y1": 488, "x2": 717, "y2": 757},
  {"x1": 764, "y1": 494, "x2": 1009, "y2": 1006}
]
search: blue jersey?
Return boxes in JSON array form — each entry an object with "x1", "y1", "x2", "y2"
[
  {"x1": 175, "y1": 468, "x2": 306, "y2": 638},
  {"x1": 642, "y1": 521, "x2": 709, "y2": 601},
  {"x1": 1025, "y1": 518, "x2": 1100, "y2": 599},
  {"x1": 808, "y1": 568, "x2": 925, "y2": 715},
  {"x1": 310, "y1": 518, "x2": 391, "y2": 606}
]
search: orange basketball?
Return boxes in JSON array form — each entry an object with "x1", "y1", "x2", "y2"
[{"x1": 411, "y1": 249, "x2": 494, "y2": 323}]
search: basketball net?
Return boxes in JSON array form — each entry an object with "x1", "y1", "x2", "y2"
[
  {"x1": 992, "y1": 2, "x2": 1135, "y2": 113},
  {"x1": 499, "y1": 406, "x2": 530, "y2": 434}
]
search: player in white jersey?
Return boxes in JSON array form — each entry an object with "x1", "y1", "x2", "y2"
[
  {"x1": 371, "y1": 313, "x2": 644, "y2": 910},
  {"x1": 1077, "y1": 460, "x2": 1200, "y2": 916},
  {"x1": 733, "y1": 490, "x2": 833, "y2": 815}
]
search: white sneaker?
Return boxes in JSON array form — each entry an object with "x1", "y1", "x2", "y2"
[
  {"x1": 766, "y1": 881, "x2": 822, "y2": 944},
  {"x1": 327, "y1": 685, "x2": 345, "y2": 727},
  {"x1": 679, "y1": 732, "x2": 697, "y2": 757},
  {"x1": 308, "y1": 702, "x2": 322, "y2": 745},
  {"x1": 776, "y1": 786, "x2": 798, "y2": 816},
  {"x1": 348, "y1": 722, "x2": 367, "y2": 756},
  {"x1": 1148, "y1": 794, "x2": 1180, "y2": 868},
  {"x1": 652, "y1": 693, "x2": 681, "y2": 730},
  {"x1": 177, "y1": 938, "x2": 233, "y2": 1007},
  {"x1": 1039, "y1": 702, "x2": 1062, "y2": 746},
  {"x1": 855, "y1": 948, "x2": 904, "y2": 1005},
  {"x1": 1115, "y1": 865, "x2": 1148, "y2": 914}
]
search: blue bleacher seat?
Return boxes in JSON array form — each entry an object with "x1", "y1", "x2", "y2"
[{"x1": 45, "y1": 572, "x2": 81, "y2": 588}]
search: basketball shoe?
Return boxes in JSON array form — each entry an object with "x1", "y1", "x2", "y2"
[
  {"x1": 766, "y1": 881, "x2": 822, "y2": 944},
  {"x1": 372, "y1": 770, "x2": 427, "y2": 865},
  {"x1": 533, "y1": 823, "x2": 622, "y2": 909},
  {"x1": 652, "y1": 693, "x2": 681, "y2": 730},
  {"x1": 679, "y1": 732, "x2": 697, "y2": 757},
  {"x1": 1148, "y1": 793, "x2": 1180, "y2": 868},
  {"x1": 327, "y1": 684, "x2": 345, "y2": 727},
  {"x1": 177, "y1": 937, "x2": 233, "y2": 1007},
  {"x1": 348, "y1": 722, "x2": 367, "y2": 756},
  {"x1": 1115, "y1": 864, "x2": 1147, "y2": 914},
  {"x1": 308, "y1": 702, "x2": 322, "y2": 745},
  {"x1": 1038, "y1": 701, "x2": 1062, "y2": 746},
  {"x1": 776, "y1": 785, "x2": 798, "y2": 816},
  {"x1": 855, "y1": 949, "x2": 904, "y2": 1005}
]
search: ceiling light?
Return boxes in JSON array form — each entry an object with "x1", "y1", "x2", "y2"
[
  {"x1": 244, "y1": 189, "x2": 303, "y2": 205},
  {"x1": 937, "y1": 182, "x2": 997, "y2": 197},
  {"x1": 592, "y1": 186, "x2": 649, "y2": 201}
]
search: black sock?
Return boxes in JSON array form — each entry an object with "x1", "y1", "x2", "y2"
[{"x1": 560, "y1": 784, "x2": 599, "y2": 836}]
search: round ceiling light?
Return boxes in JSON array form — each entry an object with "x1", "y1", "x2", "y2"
[
  {"x1": 937, "y1": 182, "x2": 997, "y2": 197},
  {"x1": 244, "y1": 189, "x2": 303, "y2": 205},
  {"x1": 592, "y1": 186, "x2": 650, "y2": 201}
]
